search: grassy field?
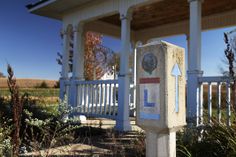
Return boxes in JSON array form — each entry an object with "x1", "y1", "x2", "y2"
[
  {"x1": 0, "y1": 88, "x2": 59, "y2": 97},
  {"x1": 0, "y1": 88, "x2": 60, "y2": 105},
  {"x1": 0, "y1": 78, "x2": 57, "y2": 88},
  {"x1": 0, "y1": 78, "x2": 59, "y2": 104}
]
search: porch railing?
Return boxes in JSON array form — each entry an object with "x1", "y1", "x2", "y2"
[
  {"x1": 62, "y1": 79, "x2": 136, "y2": 120},
  {"x1": 198, "y1": 76, "x2": 233, "y2": 126},
  {"x1": 73, "y1": 79, "x2": 119, "y2": 119}
]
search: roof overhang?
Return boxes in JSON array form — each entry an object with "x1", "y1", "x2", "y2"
[{"x1": 26, "y1": 0, "x2": 92, "y2": 20}]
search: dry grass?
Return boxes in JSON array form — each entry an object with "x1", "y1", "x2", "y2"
[{"x1": 0, "y1": 78, "x2": 57, "y2": 88}]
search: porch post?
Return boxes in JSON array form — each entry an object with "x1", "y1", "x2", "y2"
[
  {"x1": 115, "y1": 10, "x2": 132, "y2": 131},
  {"x1": 69, "y1": 23, "x2": 84, "y2": 107},
  {"x1": 187, "y1": 0, "x2": 203, "y2": 125},
  {"x1": 60, "y1": 29, "x2": 70, "y2": 100}
]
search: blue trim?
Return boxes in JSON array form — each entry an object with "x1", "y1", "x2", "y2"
[
  {"x1": 140, "y1": 112, "x2": 160, "y2": 120},
  {"x1": 144, "y1": 89, "x2": 155, "y2": 107}
]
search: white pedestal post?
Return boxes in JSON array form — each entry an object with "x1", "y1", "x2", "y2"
[{"x1": 146, "y1": 131, "x2": 176, "y2": 157}]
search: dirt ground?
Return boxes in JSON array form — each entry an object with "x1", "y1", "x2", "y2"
[{"x1": 21, "y1": 118, "x2": 145, "y2": 157}]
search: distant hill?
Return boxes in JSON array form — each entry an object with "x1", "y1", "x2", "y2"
[{"x1": 0, "y1": 78, "x2": 57, "y2": 88}]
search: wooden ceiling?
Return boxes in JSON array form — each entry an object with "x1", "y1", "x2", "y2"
[{"x1": 99, "y1": 0, "x2": 236, "y2": 31}]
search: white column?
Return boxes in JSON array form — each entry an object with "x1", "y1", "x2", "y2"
[
  {"x1": 60, "y1": 29, "x2": 70, "y2": 100},
  {"x1": 72, "y1": 24, "x2": 84, "y2": 79},
  {"x1": 69, "y1": 24, "x2": 84, "y2": 108},
  {"x1": 73, "y1": 24, "x2": 85, "y2": 80},
  {"x1": 186, "y1": 34, "x2": 190, "y2": 68},
  {"x1": 187, "y1": 0, "x2": 203, "y2": 125},
  {"x1": 115, "y1": 10, "x2": 132, "y2": 131}
]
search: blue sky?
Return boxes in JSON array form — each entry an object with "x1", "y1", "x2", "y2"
[{"x1": 0, "y1": 1, "x2": 235, "y2": 80}]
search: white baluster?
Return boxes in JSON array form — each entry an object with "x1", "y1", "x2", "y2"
[
  {"x1": 84, "y1": 84, "x2": 87, "y2": 112},
  {"x1": 95, "y1": 84, "x2": 99, "y2": 114},
  {"x1": 108, "y1": 83, "x2": 112, "y2": 115},
  {"x1": 208, "y1": 82, "x2": 212, "y2": 123},
  {"x1": 104, "y1": 83, "x2": 107, "y2": 115},
  {"x1": 226, "y1": 82, "x2": 231, "y2": 127},
  {"x1": 199, "y1": 83, "x2": 204, "y2": 125},
  {"x1": 91, "y1": 84, "x2": 94, "y2": 114},
  {"x1": 100, "y1": 84, "x2": 103, "y2": 114},
  {"x1": 217, "y1": 82, "x2": 222, "y2": 123}
]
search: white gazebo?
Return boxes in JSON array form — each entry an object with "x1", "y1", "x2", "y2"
[{"x1": 27, "y1": 0, "x2": 236, "y2": 131}]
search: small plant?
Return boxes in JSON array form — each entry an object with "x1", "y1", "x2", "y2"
[
  {"x1": 177, "y1": 118, "x2": 236, "y2": 157},
  {"x1": 7, "y1": 64, "x2": 25, "y2": 157},
  {"x1": 21, "y1": 97, "x2": 81, "y2": 156},
  {"x1": 0, "y1": 117, "x2": 13, "y2": 156}
]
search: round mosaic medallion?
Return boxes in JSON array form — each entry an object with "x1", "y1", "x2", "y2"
[{"x1": 142, "y1": 52, "x2": 157, "y2": 75}]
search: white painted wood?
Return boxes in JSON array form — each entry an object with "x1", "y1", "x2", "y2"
[
  {"x1": 95, "y1": 84, "x2": 99, "y2": 114},
  {"x1": 189, "y1": 0, "x2": 202, "y2": 71},
  {"x1": 104, "y1": 84, "x2": 107, "y2": 114},
  {"x1": 91, "y1": 84, "x2": 94, "y2": 114},
  {"x1": 217, "y1": 82, "x2": 222, "y2": 123},
  {"x1": 198, "y1": 84, "x2": 203, "y2": 125},
  {"x1": 69, "y1": 24, "x2": 84, "y2": 108},
  {"x1": 186, "y1": 34, "x2": 190, "y2": 71},
  {"x1": 108, "y1": 83, "x2": 112, "y2": 115},
  {"x1": 60, "y1": 29, "x2": 70, "y2": 100},
  {"x1": 84, "y1": 21, "x2": 136, "y2": 41},
  {"x1": 84, "y1": 85, "x2": 87, "y2": 112},
  {"x1": 99, "y1": 84, "x2": 103, "y2": 114},
  {"x1": 113, "y1": 84, "x2": 117, "y2": 115},
  {"x1": 80, "y1": 85, "x2": 83, "y2": 112},
  {"x1": 208, "y1": 82, "x2": 212, "y2": 123},
  {"x1": 74, "y1": 80, "x2": 119, "y2": 118},
  {"x1": 115, "y1": 10, "x2": 132, "y2": 131},
  {"x1": 226, "y1": 82, "x2": 231, "y2": 127},
  {"x1": 198, "y1": 76, "x2": 232, "y2": 82},
  {"x1": 187, "y1": 0, "x2": 203, "y2": 125},
  {"x1": 87, "y1": 84, "x2": 91, "y2": 113},
  {"x1": 131, "y1": 47, "x2": 137, "y2": 111},
  {"x1": 198, "y1": 76, "x2": 233, "y2": 126},
  {"x1": 61, "y1": 30, "x2": 70, "y2": 78}
]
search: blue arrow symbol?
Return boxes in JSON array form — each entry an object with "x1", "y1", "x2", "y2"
[{"x1": 171, "y1": 63, "x2": 181, "y2": 113}]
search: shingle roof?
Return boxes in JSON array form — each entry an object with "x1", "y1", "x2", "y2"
[{"x1": 26, "y1": 0, "x2": 49, "y2": 10}]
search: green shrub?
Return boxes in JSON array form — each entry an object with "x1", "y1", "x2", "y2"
[
  {"x1": 177, "y1": 120, "x2": 236, "y2": 157},
  {"x1": 21, "y1": 97, "x2": 81, "y2": 154},
  {"x1": 0, "y1": 117, "x2": 12, "y2": 156}
]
